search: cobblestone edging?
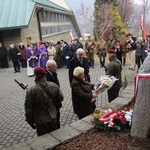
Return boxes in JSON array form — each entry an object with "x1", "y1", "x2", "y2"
[{"x1": 6, "y1": 71, "x2": 134, "y2": 150}]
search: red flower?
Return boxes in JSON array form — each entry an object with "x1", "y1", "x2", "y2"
[
  {"x1": 120, "y1": 117, "x2": 126, "y2": 123},
  {"x1": 117, "y1": 110, "x2": 125, "y2": 116},
  {"x1": 114, "y1": 114, "x2": 119, "y2": 119}
]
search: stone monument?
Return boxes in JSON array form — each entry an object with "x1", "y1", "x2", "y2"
[{"x1": 131, "y1": 54, "x2": 150, "y2": 138}]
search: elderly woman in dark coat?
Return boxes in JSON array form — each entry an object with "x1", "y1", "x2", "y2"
[{"x1": 71, "y1": 66, "x2": 97, "y2": 119}]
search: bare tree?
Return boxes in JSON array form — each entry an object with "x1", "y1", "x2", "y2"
[
  {"x1": 76, "y1": 2, "x2": 94, "y2": 25},
  {"x1": 145, "y1": 22, "x2": 150, "y2": 34},
  {"x1": 95, "y1": 3, "x2": 112, "y2": 36},
  {"x1": 76, "y1": 2, "x2": 95, "y2": 38},
  {"x1": 142, "y1": 0, "x2": 150, "y2": 23},
  {"x1": 117, "y1": 0, "x2": 140, "y2": 30}
]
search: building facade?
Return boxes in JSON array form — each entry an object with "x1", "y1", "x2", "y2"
[{"x1": 0, "y1": 0, "x2": 81, "y2": 49}]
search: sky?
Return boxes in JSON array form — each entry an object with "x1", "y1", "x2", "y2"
[
  {"x1": 133, "y1": 0, "x2": 143, "y2": 5},
  {"x1": 65, "y1": 0, "x2": 94, "y2": 13},
  {"x1": 65, "y1": 0, "x2": 94, "y2": 34}
]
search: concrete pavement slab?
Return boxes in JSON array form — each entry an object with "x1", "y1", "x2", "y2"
[
  {"x1": 69, "y1": 120, "x2": 94, "y2": 133},
  {"x1": 81, "y1": 115, "x2": 94, "y2": 125},
  {"x1": 50, "y1": 125, "x2": 81, "y2": 143},
  {"x1": 27, "y1": 133, "x2": 60, "y2": 150},
  {"x1": 6, "y1": 142, "x2": 31, "y2": 150}
]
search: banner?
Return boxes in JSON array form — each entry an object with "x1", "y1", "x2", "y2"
[
  {"x1": 140, "y1": 14, "x2": 146, "y2": 41},
  {"x1": 140, "y1": 14, "x2": 144, "y2": 30},
  {"x1": 70, "y1": 31, "x2": 74, "y2": 41},
  {"x1": 134, "y1": 74, "x2": 150, "y2": 103}
]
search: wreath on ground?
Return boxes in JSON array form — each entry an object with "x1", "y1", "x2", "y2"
[{"x1": 92, "y1": 107, "x2": 133, "y2": 134}]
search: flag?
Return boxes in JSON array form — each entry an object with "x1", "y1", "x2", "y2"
[
  {"x1": 70, "y1": 31, "x2": 74, "y2": 41},
  {"x1": 140, "y1": 14, "x2": 146, "y2": 41},
  {"x1": 140, "y1": 14, "x2": 144, "y2": 30}
]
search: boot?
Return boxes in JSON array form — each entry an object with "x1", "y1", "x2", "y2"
[
  {"x1": 91, "y1": 62, "x2": 94, "y2": 68},
  {"x1": 123, "y1": 58, "x2": 126, "y2": 66},
  {"x1": 88, "y1": 62, "x2": 91, "y2": 68},
  {"x1": 103, "y1": 61, "x2": 105, "y2": 67},
  {"x1": 100, "y1": 61, "x2": 105, "y2": 67},
  {"x1": 100, "y1": 61, "x2": 103, "y2": 67},
  {"x1": 102, "y1": 61, "x2": 105, "y2": 67}
]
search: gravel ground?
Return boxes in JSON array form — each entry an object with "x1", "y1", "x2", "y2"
[{"x1": 54, "y1": 129, "x2": 150, "y2": 150}]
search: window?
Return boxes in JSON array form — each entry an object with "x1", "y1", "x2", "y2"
[{"x1": 40, "y1": 11, "x2": 77, "y2": 36}]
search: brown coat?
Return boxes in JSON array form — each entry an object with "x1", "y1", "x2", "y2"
[
  {"x1": 71, "y1": 77, "x2": 96, "y2": 118},
  {"x1": 97, "y1": 39, "x2": 107, "y2": 51},
  {"x1": 18, "y1": 45, "x2": 26, "y2": 59}
]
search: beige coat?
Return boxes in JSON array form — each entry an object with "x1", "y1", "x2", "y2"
[
  {"x1": 85, "y1": 39, "x2": 96, "y2": 53},
  {"x1": 47, "y1": 46, "x2": 56, "y2": 59}
]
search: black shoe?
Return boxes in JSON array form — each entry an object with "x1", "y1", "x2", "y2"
[{"x1": 14, "y1": 71, "x2": 17, "y2": 73}]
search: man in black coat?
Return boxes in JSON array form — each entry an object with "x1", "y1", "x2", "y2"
[
  {"x1": 0, "y1": 42, "x2": 8, "y2": 68},
  {"x1": 45, "y1": 59, "x2": 63, "y2": 128},
  {"x1": 69, "y1": 48, "x2": 90, "y2": 84},
  {"x1": 9, "y1": 44, "x2": 20, "y2": 73},
  {"x1": 46, "y1": 59, "x2": 60, "y2": 87}
]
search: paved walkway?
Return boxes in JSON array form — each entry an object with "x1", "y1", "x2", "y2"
[{"x1": 0, "y1": 64, "x2": 135, "y2": 149}]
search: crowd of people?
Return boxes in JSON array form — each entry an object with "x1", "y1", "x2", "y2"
[
  {"x1": 96, "y1": 33, "x2": 150, "y2": 73},
  {"x1": 1, "y1": 32, "x2": 150, "y2": 136},
  {"x1": 0, "y1": 32, "x2": 149, "y2": 73},
  {"x1": 0, "y1": 39, "x2": 83, "y2": 74},
  {"x1": 24, "y1": 47, "x2": 122, "y2": 136}
]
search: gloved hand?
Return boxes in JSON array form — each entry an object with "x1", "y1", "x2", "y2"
[{"x1": 29, "y1": 123, "x2": 36, "y2": 129}]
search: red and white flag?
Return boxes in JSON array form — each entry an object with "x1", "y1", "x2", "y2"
[
  {"x1": 140, "y1": 13, "x2": 146, "y2": 40},
  {"x1": 134, "y1": 74, "x2": 150, "y2": 103},
  {"x1": 140, "y1": 14, "x2": 144, "y2": 30},
  {"x1": 70, "y1": 31, "x2": 74, "y2": 41}
]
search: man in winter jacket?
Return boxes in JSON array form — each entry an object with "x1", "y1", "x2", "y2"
[
  {"x1": 105, "y1": 49, "x2": 122, "y2": 103},
  {"x1": 25, "y1": 67, "x2": 63, "y2": 136}
]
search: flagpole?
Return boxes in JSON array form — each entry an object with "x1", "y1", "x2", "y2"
[{"x1": 143, "y1": 0, "x2": 146, "y2": 41}]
